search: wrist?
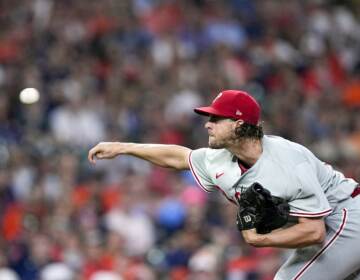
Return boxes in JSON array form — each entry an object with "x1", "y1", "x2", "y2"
[
  {"x1": 242, "y1": 229, "x2": 266, "y2": 247},
  {"x1": 254, "y1": 231, "x2": 267, "y2": 245},
  {"x1": 119, "y1": 142, "x2": 136, "y2": 155}
]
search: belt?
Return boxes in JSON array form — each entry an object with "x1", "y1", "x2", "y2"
[{"x1": 351, "y1": 185, "x2": 360, "y2": 198}]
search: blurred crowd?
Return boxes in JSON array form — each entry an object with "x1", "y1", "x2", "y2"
[{"x1": 0, "y1": 0, "x2": 359, "y2": 279}]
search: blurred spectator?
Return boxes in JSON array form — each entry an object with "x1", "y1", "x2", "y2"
[
  {"x1": 89, "y1": 271, "x2": 122, "y2": 280},
  {"x1": 0, "y1": 268, "x2": 19, "y2": 280},
  {"x1": 40, "y1": 263, "x2": 74, "y2": 280}
]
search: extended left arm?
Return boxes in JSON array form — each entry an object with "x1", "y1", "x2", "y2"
[{"x1": 242, "y1": 217, "x2": 326, "y2": 248}]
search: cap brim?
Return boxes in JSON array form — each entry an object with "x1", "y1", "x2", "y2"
[{"x1": 194, "y1": 106, "x2": 227, "y2": 117}]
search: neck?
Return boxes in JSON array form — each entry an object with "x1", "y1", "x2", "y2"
[{"x1": 228, "y1": 138, "x2": 263, "y2": 166}]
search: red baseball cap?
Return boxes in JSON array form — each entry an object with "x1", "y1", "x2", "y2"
[{"x1": 194, "y1": 90, "x2": 261, "y2": 125}]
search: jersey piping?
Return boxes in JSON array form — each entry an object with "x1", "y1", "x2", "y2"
[
  {"x1": 289, "y1": 208, "x2": 332, "y2": 218},
  {"x1": 188, "y1": 150, "x2": 212, "y2": 193},
  {"x1": 292, "y1": 208, "x2": 348, "y2": 280}
]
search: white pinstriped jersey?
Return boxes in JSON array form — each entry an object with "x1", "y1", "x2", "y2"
[{"x1": 188, "y1": 135, "x2": 358, "y2": 218}]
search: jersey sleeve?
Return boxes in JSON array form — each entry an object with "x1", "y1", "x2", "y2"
[
  {"x1": 188, "y1": 148, "x2": 216, "y2": 193},
  {"x1": 288, "y1": 161, "x2": 332, "y2": 218}
]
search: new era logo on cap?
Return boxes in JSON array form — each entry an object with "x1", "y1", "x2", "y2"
[{"x1": 194, "y1": 90, "x2": 261, "y2": 125}]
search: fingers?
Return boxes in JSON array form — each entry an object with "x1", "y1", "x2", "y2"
[
  {"x1": 88, "y1": 142, "x2": 118, "y2": 164},
  {"x1": 88, "y1": 146, "x2": 99, "y2": 164}
]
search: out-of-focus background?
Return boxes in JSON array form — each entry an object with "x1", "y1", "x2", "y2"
[{"x1": 0, "y1": 0, "x2": 359, "y2": 279}]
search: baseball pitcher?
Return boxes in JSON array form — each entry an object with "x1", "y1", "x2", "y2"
[{"x1": 88, "y1": 90, "x2": 360, "y2": 280}]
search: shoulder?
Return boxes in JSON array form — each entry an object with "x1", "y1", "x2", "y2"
[
  {"x1": 264, "y1": 135, "x2": 302, "y2": 150},
  {"x1": 263, "y1": 135, "x2": 313, "y2": 165},
  {"x1": 190, "y1": 147, "x2": 233, "y2": 162}
]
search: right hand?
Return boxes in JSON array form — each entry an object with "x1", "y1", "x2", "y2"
[{"x1": 88, "y1": 142, "x2": 123, "y2": 164}]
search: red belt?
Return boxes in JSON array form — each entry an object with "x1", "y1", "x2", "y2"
[{"x1": 351, "y1": 185, "x2": 360, "y2": 198}]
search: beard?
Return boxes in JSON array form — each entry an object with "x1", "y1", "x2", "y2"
[
  {"x1": 208, "y1": 136, "x2": 228, "y2": 149},
  {"x1": 208, "y1": 133, "x2": 242, "y2": 149},
  {"x1": 208, "y1": 141, "x2": 225, "y2": 149}
]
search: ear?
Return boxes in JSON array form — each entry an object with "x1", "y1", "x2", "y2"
[
  {"x1": 233, "y1": 119, "x2": 243, "y2": 134},
  {"x1": 234, "y1": 119, "x2": 244, "y2": 129}
]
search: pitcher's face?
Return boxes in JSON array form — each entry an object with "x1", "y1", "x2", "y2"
[{"x1": 205, "y1": 116, "x2": 238, "y2": 149}]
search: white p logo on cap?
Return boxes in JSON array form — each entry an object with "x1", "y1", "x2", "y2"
[{"x1": 213, "y1": 92, "x2": 223, "y2": 103}]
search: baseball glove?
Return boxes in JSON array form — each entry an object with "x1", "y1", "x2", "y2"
[{"x1": 236, "y1": 182, "x2": 290, "y2": 234}]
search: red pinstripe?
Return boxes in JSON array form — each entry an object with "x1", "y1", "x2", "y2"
[
  {"x1": 188, "y1": 151, "x2": 211, "y2": 193},
  {"x1": 292, "y1": 208, "x2": 348, "y2": 280},
  {"x1": 188, "y1": 151, "x2": 237, "y2": 204},
  {"x1": 289, "y1": 208, "x2": 332, "y2": 217}
]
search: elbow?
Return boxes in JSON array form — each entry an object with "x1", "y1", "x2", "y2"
[
  {"x1": 313, "y1": 229, "x2": 326, "y2": 244},
  {"x1": 311, "y1": 224, "x2": 326, "y2": 244},
  {"x1": 169, "y1": 158, "x2": 190, "y2": 170},
  {"x1": 298, "y1": 217, "x2": 326, "y2": 245},
  {"x1": 168, "y1": 162, "x2": 189, "y2": 170}
]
